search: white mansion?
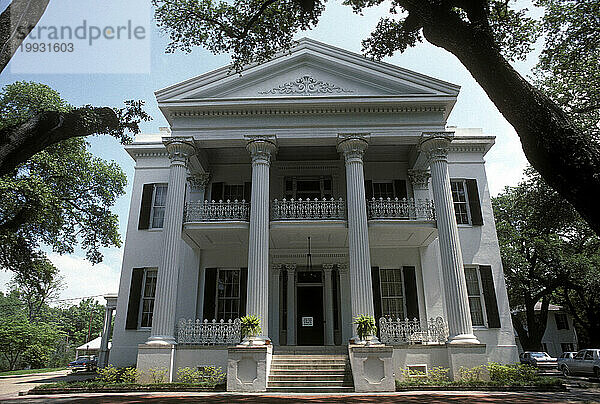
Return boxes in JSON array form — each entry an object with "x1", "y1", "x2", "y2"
[{"x1": 110, "y1": 39, "x2": 518, "y2": 390}]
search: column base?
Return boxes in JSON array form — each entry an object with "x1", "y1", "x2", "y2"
[
  {"x1": 146, "y1": 335, "x2": 177, "y2": 346},
  {"x1": 239, "y1": 336, "x2": 271, "y2": 346},
  {"x1": 448, "y1": 333, "x2": 480, "y2": 345}
]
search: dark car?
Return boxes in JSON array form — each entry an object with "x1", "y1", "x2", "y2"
[
  {"x1": 67, "y1": 355, "x2": 97, "y2": 371},
  {"x1": 519, "y1": 351, "x2": 557, "y2": 369}
]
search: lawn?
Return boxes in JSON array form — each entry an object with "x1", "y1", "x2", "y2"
[{"x1": 0, "y1": 367, "x2": 65, "y2": 377}]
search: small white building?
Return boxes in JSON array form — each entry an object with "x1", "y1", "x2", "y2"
[
  {"x1": 110, "y1": 38, "x2": 518, "y2": 390},
  {"x1": 515, "y1": 303, "x2": 578, "y2": 357},
  {"x1": 76, "y1": 336, "x2": 111, "y2": 359}
]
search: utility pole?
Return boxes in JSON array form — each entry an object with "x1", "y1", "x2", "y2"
[{"x1": 86, "y1": 308, "x2": 93, "y2": 357}]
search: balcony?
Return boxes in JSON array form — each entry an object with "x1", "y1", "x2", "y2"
[
  {"x1": 367, "y1": 197, "x2": 438, "y2": 247},
  {"x1": 183, "y1": 201, "x2": 250, "y2": 249},
  {"x1": 271, "y1": 198, "x2": 346, "y2": 221},
  {"x1": 185, "y1": 200, "x2": 250, "y2": 222},
  {"x1": 270, "y1": 198, "x2": 347, "y2": 249},
  {"x1": 367, "y1": 198, "x2": 435, "y2": 220}
]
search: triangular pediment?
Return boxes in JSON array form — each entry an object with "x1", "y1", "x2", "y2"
[{"x1": 155, "y1": 38, "x2": 460, "y2": 103}]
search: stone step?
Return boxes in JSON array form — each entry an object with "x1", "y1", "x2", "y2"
[
  {"x1": 269, "y1": 374, "x2": 353, "y2": 382},
  {"x1": 267, "y1": 386, "x2": 355, "y2": 393},
  {"x1": 270, "y1": 368, "x2": 350, "y2": 374},
  {"x1": 267, "y1": 380, "x2": 353, "y2": 388},
  {"x1": 272, "y1": 354, "x2": 349, "y2": 359},
  {"x1": 270, "y1": 364, "x2": 349, "y2": 370}
]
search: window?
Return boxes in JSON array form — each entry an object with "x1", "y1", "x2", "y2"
[
  {"x1": 284, "y1": 176, "x2": 333, "y2": 200},
  {"x1": 561, "y1": 343, "x2": 575, "y2": 353},
  {"x1": 139, "y1": 269, "x2": 157, "y2": 328},
  {"x1": 150, "y1": 184, "x2": 168, "y2": 229},
  {"x1": 575, "y1": 350, "x2": 585, "y2": 359},
  {"x1": 216, "y1": 269, "x2": 241, "y2": 321},
  {"x1": 223, "y1": 184, "x2": 244, "y2": 201},
  {"x1": 555, "y1": 313, "x2": 569, "y2": 330},
  {"x1": 584, "y1": 351, "x2": 594, "y2": 360},
  {"x1": 372, "y1": 181, "x2": 395, "y2": 199},
  {"x1": 379, "y1": 269, "x2": 405, "y2": 319},
  {"x1": 451, "y1": 180, "x2": 471, "y2": 224},
  {"x1": 464, "y1": 267, "x2": 485, "y2": 326}
]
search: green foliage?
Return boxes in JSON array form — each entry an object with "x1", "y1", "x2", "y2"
[
  {"x1": 534, "y1": 0, "x2": 600, "y2": 139},
  {"x1": 97, "y1": 365, "x2": 120, "y2": 384},
  {"x1": 240, "y1": 315, "x2": 261, "y2": 337},
  {"x1": 176, "y1": 366, "x2": 225, "y2": 385},
  {"x1": 121, "y1": 367, "x2": 139, "y2": 384},
  {"x1": 146, "y1": 367, "x2": 168, "y2": 384},
  {"x1": 354, "y1": 315, "x2": 377, "y2": 339},
  {"x1": 396, "y1": 363, "x2": 562, "y2": 389},
  {"x1": 0, "y1": 81, "x2": 127, "y2": 266}
]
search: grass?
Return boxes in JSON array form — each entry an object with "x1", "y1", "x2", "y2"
[
  {"x1": 0, "y1": 367, "x2": 65, "y2": 377},
  {"x1": 29, "y1": 380, "x2": 226, "y2": 394}
]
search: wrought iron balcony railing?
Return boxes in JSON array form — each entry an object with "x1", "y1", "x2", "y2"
[
  {"x1": 177, "y1": 318, "x2": 241, "y2": 345},
  {"x1": 367, "y1": 197, "x2": 435, "y2": 220},
  {"x1": 184, "y1": 200, "x2": 250, "y2": 222},
  {"x1": 271, "y1": 198, "x2": 346, "y2": 220},
  {"x1": 379, "y1": 317, "x2": 448, "y2": 345}
]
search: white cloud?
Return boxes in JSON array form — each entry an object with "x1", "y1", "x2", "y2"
[{"x1": 485, "y1": 128, "x2": 529, "y2": 196}]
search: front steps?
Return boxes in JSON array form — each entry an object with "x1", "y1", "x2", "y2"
[{"x1": 267, "y1": 348, "x2": 354, "y2": 392}]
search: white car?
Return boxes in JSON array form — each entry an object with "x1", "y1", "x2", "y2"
[{"x1": 560, "y1": 349, "x2": 600, "y2": 378}]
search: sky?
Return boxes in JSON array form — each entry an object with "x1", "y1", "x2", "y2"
[{"x1": 0, "y1": 0, "x2": 537, "y2": 302}]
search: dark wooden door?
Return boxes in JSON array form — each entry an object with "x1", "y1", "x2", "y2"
[{"x1": 297, "y1": 285, "x2": 324, "y2": 345}]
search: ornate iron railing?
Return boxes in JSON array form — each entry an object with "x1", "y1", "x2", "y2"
[
  {"x1": 184, "y1": 201, "x2": 250, "y2": 222},
  {"x1": 176, "y1": 319, "x2": 241, "y2": 345},
  {"x1": 367, "y1": 198, "x2": 435, "y2": 220},
  {"x1": 379, "y1": 317, "x2": 448, "y2": 345},
  {"x1": 271, "y1": 198, "x2": 346, "y2": 220}
]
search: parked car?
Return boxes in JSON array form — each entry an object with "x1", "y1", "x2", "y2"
[
  {"x1": 559, "y1": 349, "x2": 600, "y2": 378},
  {"x1": 67, "y1": 355, "x2": 97, "y2": 371},
  {"x1": 519, "y1": 351, "x2": 557, "y2": 369},
  {"x1": 557, "y1": 351, "x2": 577, "y2": 373}
]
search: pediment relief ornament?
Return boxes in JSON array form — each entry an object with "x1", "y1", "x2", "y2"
[{"x1": 258, "y1": 75, "x2": 354, "y2": 96}]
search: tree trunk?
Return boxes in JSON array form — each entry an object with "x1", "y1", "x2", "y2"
[{"x1": 421, "y1": 14, "x2": 600, "y2": 236}]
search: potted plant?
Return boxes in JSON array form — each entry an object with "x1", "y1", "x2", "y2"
[
  {"x1": 354, "y1": 315, "x2": 378, "y2": 344},
  {"x1": 240, "y1": 315, "x2": 262, "y2": 345}
]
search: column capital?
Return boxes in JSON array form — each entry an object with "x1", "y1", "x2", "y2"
[
  {"x1": 246, "y1": 135, "x2": 277, "y2": 164},
  {"x1": 284, "y1": 263, "x2": 297, "y2": 273},
  {"x1": 337, "y1": 134, "x2": 369, "y2": 163},
  {"x1": 322, "y1": 263, "x2": 335, "y2": 273},
  {"x1": 188, "y1": 173, "x2": 210, "y2": 192},
  {"x1": 408, "y1": 169, "x2": 431, "y2": 191},
  {"x1": 336, "y1": 263, "x2": 349, "y2": 273},
  {"x1": 164, "y1": 137, "x2": 196, "y2": 165},
  {"x1": 419, "y1": 132, "x2": 453, "y2": 163}
]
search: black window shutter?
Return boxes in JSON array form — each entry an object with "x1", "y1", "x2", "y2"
[
  {"x1": 371, "y1": 267, "x2": 382, "y2": 321},
  {"x1": 203, "y1": 268, "x2": 218, "y2": 321},
  {"x1": 138, "y1": 184, "x2": 154, "y2": 230},
  {"x1": 239, "y1": 268, "x2": 248, "y2": 317},
  {"x1": 466, "y1": 179, "x2": 483, "y2": 225},
  {"x1": 403, "y1": 266, "x2": 420, "y2": 320},
  {"x1": 365, "y1": 180, "x2": 373, "y2": 200},
  {"x1": 479, "y1": 265, "x2": 501, "y2": 328},
  {"x1": 211, "y1": 182, "x2": 224, "y2": 201},
  {"x1": 243, "y1": 182, "x2": 252, "y2": 203},
  {"x1": 125, "y1": 268, "x2": 144, "y2": 329},
  {"x1": 394, "y1": 180, "x2": 407, "y2": 199}
]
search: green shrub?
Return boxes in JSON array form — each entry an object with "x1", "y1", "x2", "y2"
[
  {"x1": 120, "y1": 367, "x2": 138, "y2": 384},
  {"x1": 198, "y1": 366, "x2": 226, "y2": 385},
  {"x1": 354, "y1": 315, "x2": 377, "y2": 339},
  {"x1": 177, "y1": 367, "x2": 200, "y2": 384},
  {"x1": 146, "y1": 367, "x2": 168, "y2": 384},
  {"x1": 458, "y1": 364, "x2": 487, "y2": 384},
  {"x1": 96, "y1": 365, "x2": 119, "y2": 384},
  {"x1": 240, "y1": 315, "x2": 261, "y2": 337},
  {"x1": 487, "y1": 362, "x2": 538, "y2": 385}
]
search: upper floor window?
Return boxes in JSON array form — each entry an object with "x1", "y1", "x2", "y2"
[
  {"x1": 139, "y1": 268, "x2": 158, "y2": 328},
  {"x1": 285, "y1": 176, "x2": 333, "y2": 200},
  {"x1": 211, "y1": 182, "x2": 251, "y2": 202},
  {"x1": 379, "y1": 268, "x2": 405, "y2": 319},
  {"x1": 555, "y1": 313, "x2": 569, "y2": 330},
  {"x1": 224, "y1": 184, "x2": 244, "y2": 201},
  {"x1": 150, "y1": 184, "x2": 168, "y2": 229},
  {"x1": 372, "y1": 181, "x2": 395, "y2": 199},
  {"x1": 365, "y1": 179, "x2": 407, "y2": 200},
  {"x1": 451, "y1": 180, "x2": 471, "y2": 224}
]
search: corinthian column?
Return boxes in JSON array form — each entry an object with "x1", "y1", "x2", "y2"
[
  {"x1": 246, "y1": 136, "x2": 277, "y2": 341},
  {"x1": 322, "y1": 263, "x2": 335, "y2": 345},
  {"x1": 148, "y1": 138, "x2": 196, "y2": 345},
  {"x1": 337, "y1": 135, "x2": 374, "y2": 327},
  {"x1": 420, "y1": 133, "x2": 479, "y2": 344}
]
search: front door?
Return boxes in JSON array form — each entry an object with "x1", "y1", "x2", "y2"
[{"x1": 297, "y1": 285, "x2": 324, "y2": 345}]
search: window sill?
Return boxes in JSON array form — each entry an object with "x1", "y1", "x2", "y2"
[
  {"x1": 457, "y1": 224, "x2": 473, "y2": 228},
  {"x1": 472, "y1": 326, "x2": 488, "y2": 330},
  {"x1": 145, "y1": 228, "x2": 163, "y2": 232}
]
